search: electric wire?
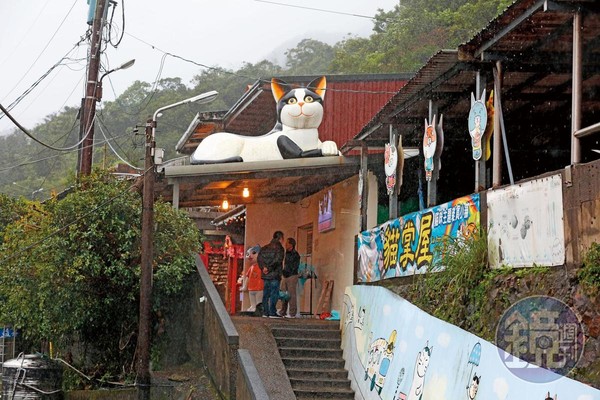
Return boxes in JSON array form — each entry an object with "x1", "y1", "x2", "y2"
[
  {"x1": 123, "y1": 32, "x2": 400, "y2": 95},
  {"x1": 0, "y1": 103, "x2": 94, "y2": 152},
  {"x1": 16, "y1": 67, "x2": 85, "y2": 120},
  {"x1": 1, "y1": 0, "x2": 80, "y2": 102},
  {"x1": 104, "y1": 51, "x2": 168, "y2": 116},
  {"x1": 0, "y1": 132, "x2": 131, "y2": 174},
  {"x1": 0, "y1": 36, "x2": 87, "y2": 118},
  {"x1": 96, "y1": 116, "x2": 143, "y2": 170},
  {"x1": 254, "y1": 0, "x2": 383, "y2": 21},
  {"x1": 107, "y1": 0, "x2": 125, "y2": 48},
  {"x1": 36, "y1": 110, "x2": 83, "y2": 191},
  {"x1": 0, "y1": 0, "x2": 53, "y2": 69}
]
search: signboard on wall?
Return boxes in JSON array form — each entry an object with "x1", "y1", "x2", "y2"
[
  {"x1": 487, "y1": 174, "x2": 565, "y2": 268},
  {"x1": 318, "y1": 188, "x2": 334, "y2": 233},
  {"x1": 357, "y1": 194, "x2": 480, "y2": 282}
]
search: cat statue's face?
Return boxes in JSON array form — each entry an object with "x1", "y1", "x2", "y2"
[{"x1": 272, "y1": 77, "x2": 326, "y2": 130}]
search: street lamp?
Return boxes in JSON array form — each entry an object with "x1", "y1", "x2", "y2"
[
  {"x1": 95, "y1": 59, "x2": 136, "y2": 102},
  {"x1": 137, "y1": 91, "x2": 218, "y2": 392},
  {"x1": 78, "y1": 59, "x2": 136, "y2": 178}
]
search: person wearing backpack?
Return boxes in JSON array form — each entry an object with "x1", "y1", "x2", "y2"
[{"x1": 258, "y1": 230, "x2": 285, "y2": 318}]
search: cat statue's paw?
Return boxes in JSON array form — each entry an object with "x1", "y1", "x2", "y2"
[{"x1": 321, "y1": 141, "x2": 339, "y2": 156}]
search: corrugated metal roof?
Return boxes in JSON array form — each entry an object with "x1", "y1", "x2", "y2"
[{"x1": 353, "y1": 0, "x2": 600, "y2": 161}]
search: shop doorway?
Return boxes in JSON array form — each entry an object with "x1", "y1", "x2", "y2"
[{"x1": 297, "y1": 224, "x2": 316, "y2": 316}]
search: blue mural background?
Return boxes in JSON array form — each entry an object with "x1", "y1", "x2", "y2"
[{"x1": 341, "y1": 285, "x2": 600, "y2": 400}]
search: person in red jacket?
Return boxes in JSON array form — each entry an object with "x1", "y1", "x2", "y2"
[{"x1": 243, "y1": 245, "x2": 264, "y2": 313}]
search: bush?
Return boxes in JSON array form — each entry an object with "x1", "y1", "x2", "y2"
[{"x1": 0, "y1": 172, "x2": 202, "y2": 384}]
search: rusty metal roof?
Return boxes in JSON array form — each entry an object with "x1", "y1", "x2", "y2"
[{"x1": 354, "y1": 0, "x2": 600, "y2": 195}]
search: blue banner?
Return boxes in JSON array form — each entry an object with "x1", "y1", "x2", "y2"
[{"x1": 357, "y1": 194, "x2": 480, "y2": 282}]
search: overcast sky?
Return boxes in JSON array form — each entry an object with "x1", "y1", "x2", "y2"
[{"x1": 0, "y1": 0, "x2": 399, "y2": 133}]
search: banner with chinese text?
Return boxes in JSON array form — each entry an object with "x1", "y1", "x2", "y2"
[{"x1": 357, "y1": 194, "x2": 480, "y2": 282}]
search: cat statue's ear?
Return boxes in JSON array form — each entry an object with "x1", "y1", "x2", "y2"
[
  {"x1": 271, "y1": 78, "x2": 289, "y2": 102},
  {"x1": 307, "y1": 76, "x2": 327, "y2": 100}
]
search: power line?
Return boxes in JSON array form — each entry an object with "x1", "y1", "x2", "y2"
[
  {"x1": 1, "y1": 0, "x2": 80, "y2": 102},
  {"x1": 96, "y1": 116, "x2": 143, "y2": 171},
  {"x1": 0, "y1": 103, "x2": 94, "y2": 152},
  {"x1": 123, "y1": 32, "x2": 401, "y2": 94},
  {"x1": 0, "y1": 132, "x2": 131, "y2": 173},
  {"x1": 0, "y1": 37, "x2": 87, "y2": 118},
  {"x1": 254, "y1": 0, "x2": 379, "y2": 20}
]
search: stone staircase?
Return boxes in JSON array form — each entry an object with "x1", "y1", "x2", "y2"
[{"x1": 271, "y1": 321, "x2": 355, "y2": 399}]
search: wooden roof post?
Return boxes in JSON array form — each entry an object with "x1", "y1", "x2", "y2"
[
  {"x1": 360, "y1": 141, "x2": 369, "y2": 232},
  {"x1": 492, "y1": 61, "x2": 503, "y2": 188},
  {"x1": 571, "y1": 9, "x2": 582, "y2": 164}
]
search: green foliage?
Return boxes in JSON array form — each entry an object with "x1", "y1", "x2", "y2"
[
  {"x1": 0, "y1": 194, "x2": 28, "y2": 245},
  {"x1": 579, "y1": 242, "x2": 600, "y2": 294},
  {"x1": 398, "y1": 234, "x2": 555, "y2": 341},
  {"x1": 285, "y1": 39, "x2": 335, "y2": 75},
  {"x1": 0, "y1": 172, "x2": 201, "y2": 380},
  {"x1": 330, "y1": 0, "x2": 512, "y2": 74},
  {"x1": 409, "y1": 233, "x2": 490, "y2": 334}
]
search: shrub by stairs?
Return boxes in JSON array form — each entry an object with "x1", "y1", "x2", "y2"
[{"x1": 271, "y1": 321, "x2": 355, "y2": 399}]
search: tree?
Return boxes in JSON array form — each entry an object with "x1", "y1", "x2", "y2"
[
  {"x1": 285, "y1": 39, "x2": 335, "y2": 76},
  {"x1": 0, "y1": 172, "x2": 202, "y2": 379},
  {"x1": 330, "y1": 0, "x2": 513, "y2": 74}
]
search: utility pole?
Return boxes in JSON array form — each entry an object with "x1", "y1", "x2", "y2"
[
  {"x1": 78, "y1": 0, "x2": 108, "y2": 177},
  {"x1": 138, "y1": 117, "x2": 155, "y2": 398}
]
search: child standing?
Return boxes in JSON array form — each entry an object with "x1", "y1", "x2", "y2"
[{"x1": 244, "y1": 245, "x2": 263, "y2": 312}]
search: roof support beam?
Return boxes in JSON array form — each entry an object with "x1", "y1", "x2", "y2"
[
  {"x1": 475, "y1": 0, "x2": 546, "y2": 58},
  {"x1": 571, "y1": 10, "x2": 583, "y2": 163}
]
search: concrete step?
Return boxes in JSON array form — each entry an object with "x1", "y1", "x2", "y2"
[
  {"x1": 272, "y1": 326, "x2": 341, "y2": 340},
  {"x1": 275, "y1": 336, "x2": 341, "y2": 349},
  {"x1": 294, "y1": 386, "x2": 355, "y2": 399},
  {"x1": 282, "y1": 356, "x2": 345, "y2": 370},
  {"x1": 286, "y1": 367, "x2": 349, "y2": 380},
  {"x1": 272, "y1": 321, "x2": 339, "y2": 330},
  {"x1": 290, "y1": 377, "x2": 351, "y2": 390},
  {"x1": 279, "y1": 347, "x2": 343, "y2": 359}
]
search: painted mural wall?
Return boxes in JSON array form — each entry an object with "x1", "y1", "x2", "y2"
[
  {"x1": 341, "y1": 285, "x2": 599, "y2": 400},
  {"x1": 487, "y1": 174, "x2": 565, "y2": 268},
  {"x1": 245, "y1": 172, "x2": 378, "y2": 313},
  {"x1": 357, "y1": 194, "x2": 480, "y2": 282}
]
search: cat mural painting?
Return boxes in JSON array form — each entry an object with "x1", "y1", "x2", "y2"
[{"x1": 190, "y1": 76, "x2": 339, "y2": 164}]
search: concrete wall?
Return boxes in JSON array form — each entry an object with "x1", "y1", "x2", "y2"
[
  {"x1": 245, "y1": 172, "x2": 378, "y2": 314},
  {"x1": 195, "y1": 255, "x2": 239, "y2": 400},
  {"x1": 236, "y1": 349, "x2": 270, "y2": 400}
]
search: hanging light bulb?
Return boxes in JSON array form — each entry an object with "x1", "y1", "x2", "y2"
[
  {"x1": 242, "y1": 187, "x2": 250, "y2": 198},
  {"x1": 222, "y1": 199, "x2": 229, "y2": 210}
]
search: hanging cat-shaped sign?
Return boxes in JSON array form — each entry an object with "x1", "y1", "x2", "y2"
[
  {"x1": 384, "y1": 142, "x2": 398, "y2": 195},
  {"x1": 423, "y1": 115, "x2": 437, "y2": 182},
  {"x1": 190, "y1": 76, "x2": 339, "y2": 164},
  {"x1": 468, "y1": 89, "x2": 487, "y2": 161}
]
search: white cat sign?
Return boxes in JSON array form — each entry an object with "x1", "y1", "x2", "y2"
[{"x1": 190, "y1": 76, "x2": 340, "y2": 164}]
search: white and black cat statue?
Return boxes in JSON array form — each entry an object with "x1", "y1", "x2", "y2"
[{"x1": 190, "y1": 76, "x2": 339, "y2": 164}]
